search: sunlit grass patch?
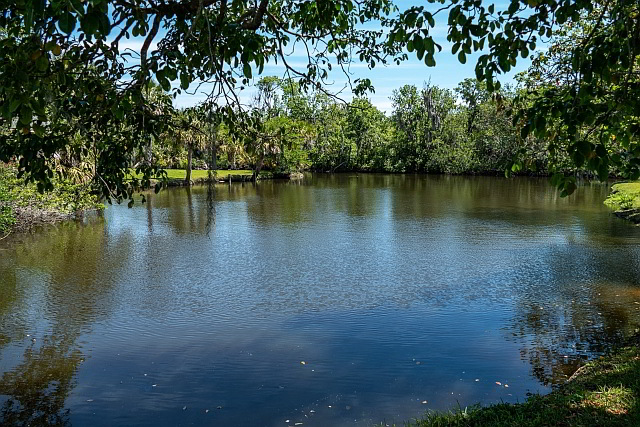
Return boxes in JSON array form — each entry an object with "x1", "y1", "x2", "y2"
[
  {"x1": 164, "y1": 169, "x2": 255, "y2": 179},
  {"x1": 605, "y1": 182, "x2": 640, "y2": 210},
  {"x1": 580, "y1": 385, "x2": 634, "y2": 415},
  {"x1": 128, "y1": 169, "x2": 255, "y2": 180},
  {"x1": 394, "y1": 344, "x2": 640, "y2": 427}
]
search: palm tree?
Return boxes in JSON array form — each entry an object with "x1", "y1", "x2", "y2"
[{"x1": 174, "y1": 108, "x2": 206, "y2": 185}]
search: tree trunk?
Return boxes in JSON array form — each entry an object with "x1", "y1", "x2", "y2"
[
  {"x1": 185, "y1": 145, "x2": 193, "y2": 185},
  {"x1": 146, "y1": 137, "x2": 153, "y2": 165},
  {"x1": 253, "y1": 150, "x2": 265, "y2": 181},
  {"x1": 211, "y1": 139, "x2": 217, "y2": 170}
]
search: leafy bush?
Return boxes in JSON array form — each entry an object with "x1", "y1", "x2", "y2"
[{"x1": 0, "y1": 163, "x2": 103, "y2": 232}]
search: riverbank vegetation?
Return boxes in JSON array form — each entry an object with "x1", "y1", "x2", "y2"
[
  {"x1": 403, "y1": 342, "x2": 640, "y2": 427},
  {"x1": 147, "y1": 77, "x2": 557, "y2": 179},
  {"x1": 605, "y1": 183, "x2": 640, "y2": 211},
  {"x1": 0, "y1": 163, "x2": 102, "y2": 235},
  {"x1": 604, "y1": 182, "x2": 640, "y2": 223}
]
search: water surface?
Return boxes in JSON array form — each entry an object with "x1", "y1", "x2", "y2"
[{"x1": 1, "y1": 174, "x2": 640, "y2": 426}]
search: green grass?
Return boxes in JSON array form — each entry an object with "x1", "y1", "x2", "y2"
[
  {"x1": 396, "y1": 344, "x2": 640, "y2": 427},
  {"x1": 163, "y1": 169, "x2": 254, "y2": 179},
  {"x1": 605, "y1": 182, "x2": 640, "y2": 210},
  {"x1": 129, "y1": 169, "x2": 256, "y2": 181}
]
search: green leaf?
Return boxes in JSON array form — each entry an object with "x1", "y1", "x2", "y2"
[
  {"x1": 82, "y1": 13, "x2": 99, "y2": 35},
  {"x1": 180, "y1": 73, "x2": 190, "y2": 90},
  {"x1": 576, "y1": 140, "x2": 591, "y2": 156},
  {"x1": 19, "y1": 105, "x2": 33, "y2": 125},
  {"x1": 426, "y1": 14, "x2": 435, "y2": 27},
  {"x1": 597, "y1": 164, "x2": 609, "y2": 181},
  {"x1": 243, "y1": 63, "x2": 252, "y2": 79},
  {"x1": 35, "y1": 55, "x2": 49, "y2": 72},
  {"x1": 158, "y1": 76, "x2": 170, "y2": 91},
  {"x1": 59, "y1": 12, "x2": 76, "y2": 35},
  {"x1": 33, "y1": 123, "x2": 45, "y2": 137},
  {"x1": 425, "y1": 54, "x2": 435, "y2": 67},
  {"x1": 9, "y1": 99, "x2": 21, "y2": 113},
  {"x1": 458, "y1": 51, "x2": 466, "y2": 64}
]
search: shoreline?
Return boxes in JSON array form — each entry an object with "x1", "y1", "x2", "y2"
[
  {"x1": 0, "y1": 163, "x2": 104, "y2": 237},
  {"x1": 402, "y1": 337, "x2": 639, "y2": 426},
  {"x1": 604, "y1": 182, "x2": 640, "y2": 224}
]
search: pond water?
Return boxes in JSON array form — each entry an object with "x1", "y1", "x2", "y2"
[{"x1": 1, "y1": 174, "x2": 640, "y2": 426}]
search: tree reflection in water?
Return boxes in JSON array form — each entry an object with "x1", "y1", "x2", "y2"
[
  {"x1": 509, "y1": 283, "x2": 640, "y2": 386},
  {"x1": 1, "y1": 335, "x2": 80, "y2": 426},
  {"x1": 0, "y1": 220, "x2": 120, "y2": 426}
]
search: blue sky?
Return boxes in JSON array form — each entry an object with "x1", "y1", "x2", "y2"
[{"x1": 113, "y1": 1, "x2": 535, "y2": 113}]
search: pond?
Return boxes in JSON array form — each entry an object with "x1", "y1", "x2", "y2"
[{"x1": 1, "y1": 174, "x2": 640, "y2": 426}]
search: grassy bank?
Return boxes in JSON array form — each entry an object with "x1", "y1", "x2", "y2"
[
  {"x1": 128, "y1": 169, "x2": 302, "y2": 185},
  {"x1": 129, "y1": 169, "x2": 270, "y2": 183},
  {"x1": 0, "y1": 163, "x2": 103, "y2": 235},
  {"x1": 401, "y1": 343, "x2": 639, "y2": 427},
  {"x1": 605, "y1": 182, "x2": 640, "y2": 210},
  {"x1": 163, "y1": 169, "x2": 254, "y2": 180}
]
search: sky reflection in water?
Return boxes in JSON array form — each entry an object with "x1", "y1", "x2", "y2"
[{"x1": 1, "y1": 174, "x2": 640, "y2": 426}]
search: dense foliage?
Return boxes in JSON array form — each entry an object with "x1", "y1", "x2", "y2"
[
  {"x1": 0, "y1": 163, "x2": 102, "y2": 233},
  {"x1": 0, "y1": 0, "x2": 399, "y2": 201},
  {"x1": 149, "y1": 76, "x2": 576, "y2": 178},
  {"x1": 0, "y1": 0, "x2": 638, "y2": 199}
]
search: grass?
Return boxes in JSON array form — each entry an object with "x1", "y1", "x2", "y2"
[
  {"x1": 397, "y1": 344, "x2": 640, "y2": 427},
  {"x1": 128, "y1": 169, "x2": 256, "y2": 181},
  {"x1": 163, "y1": 169, "x2": 254, "y2": 180},
  {"x1": 604, "y1": 182, "x2": 640, "y2": 210}
]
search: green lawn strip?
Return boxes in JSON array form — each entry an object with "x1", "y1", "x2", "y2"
[
  {"x1": 128, "y1": 169, "x2": 257, "y2": 181},
  {"x1": 398, "y1": 345, "x2": 640, "y2": 427},
  {"x1": 604, "y1": 182, "x2": 640, "y2": 210},
  {"x1": 165, "y1": 169, "x2": 255, "y2": 179}
]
